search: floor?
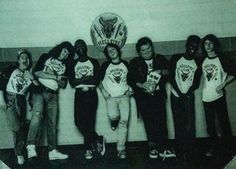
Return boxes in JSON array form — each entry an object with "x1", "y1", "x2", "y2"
[{"x1": 0, "y1": 140, "x2": 235, "y2": 169}]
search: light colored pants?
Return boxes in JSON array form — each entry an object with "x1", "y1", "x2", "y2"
[
  {"x1": 106, "y1": 95, "x2": 130, "y2": 151},
  {"x1": 27, "y1": 93, "x2": 43, "y2": 145}
]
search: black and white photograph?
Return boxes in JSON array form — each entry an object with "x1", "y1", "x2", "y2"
[{"x1": 0, "y1": 1, "x2": 236, "y2": 169}]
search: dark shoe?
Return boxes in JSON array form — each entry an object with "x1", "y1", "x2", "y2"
[
  {"x1": 149, "y1": 149, "x2": 158, "y2": 159},
  {"x1": 97, "y1": 136, "x2": 106, "y2": 156},
  {"x1": 111, "y1": 119, "x2": 119, "y2": 131},
  {"x1": 205, "y1": 149, "x2": 214, "y2": 157}
]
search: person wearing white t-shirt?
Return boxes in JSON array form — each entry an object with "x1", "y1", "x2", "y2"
[
  {"x1": 99, "y1": 43, "x2": 133, "y2": 159},
  {"x1": 169, "y1": 35, "x2": 201, "y2": 163},
  {"x1": 0, "y1": 50, "x2": 38, "y2": 165},
  {"x1": 201, "y1": 34, "x2": 235, "y2": 157},
  {"x1": 33, "y1": 41, "x2": 73, "y2": 161}
]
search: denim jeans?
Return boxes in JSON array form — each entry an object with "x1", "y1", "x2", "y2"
[
  {"x1": 5, "y1": 92, "x2": 27, "y2": 155},
  {"x1": 27, "y1": 93, "x2": 43, "y2": 145},
  {"x1": 42, "y1": 90, "x2": 59, "y2": 151},
  {"x1": 106, "y1": 95, "x2": 130, "y2": 151}
]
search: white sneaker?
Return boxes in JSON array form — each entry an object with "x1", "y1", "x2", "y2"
[
  {"x1": 48, "y1": 149, "x2": 68, "y2": 160},
  {"x1": 85, "y1": 150, "x2": 93, "y2": 160},
  {"x1": 27, "y1": 145, "x2": 37, "y2": 159},
  {"x1": 17, "y1": 155, "x2": 25, "y2": 165}
]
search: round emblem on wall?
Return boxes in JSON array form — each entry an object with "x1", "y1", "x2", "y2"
[{"x1": 90, "y1": 12, "x2": 127, "y2": 51}]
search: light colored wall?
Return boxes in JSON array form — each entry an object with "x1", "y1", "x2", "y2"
[
  {"x1": 1, "y1": 0, "x2": 236, "y2": 149},
  {"x1": 0, "y1": 0, "x2": 236, "y2": 47}
]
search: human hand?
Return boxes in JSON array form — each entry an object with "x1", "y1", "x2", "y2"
[
  {"x1": 143, "y1": 82, "x2": 155, "y2": 94},
  {"x1": 216, "y1": 83, "x2": 225, "y2": 93},
  {"x1": 24, "y1": 71, "x2": 34, "y2": 80},
  {"x1": 0, "y1": 99, "x2": 6, "y2": 111}
]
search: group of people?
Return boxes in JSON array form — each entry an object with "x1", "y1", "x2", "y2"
[{"x1": 0, "y1": 34, "x2": 235, "y2": 165}]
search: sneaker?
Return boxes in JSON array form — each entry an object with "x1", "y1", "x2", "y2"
[
  {"x1": 149, "y1": 149, "x2": 158, "y2": 159},
  {"x1": 117, "y1": 150, "x2": 126, "y2": 159},
  {"x1": 48, "y1": 149, "x2": 68, "y2": 160},
  {"x1": 159, "y1": 150, "x2": 176, "y2": 160},
  {"x1": 205, "y1": 149, "x2": 214, "y2": 157},
  {"x1": 97, "y1": 136, "x2": 106, "y2": 156},
  {"x1": 85, "y1": 150, "x2": 93, "y2": 160},
  {"x1": 111, "y1": 119, "x2": 119, "y2": 131},
  {"x1": 17, "y1": 155, "x2": 25, "y2": 165},
  {"x1": 27, "y1": 144, "x2": 37, "y2": 159}
]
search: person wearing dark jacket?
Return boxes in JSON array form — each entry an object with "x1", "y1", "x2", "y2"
[
  {"x1": 33, "y1": 41, "x2": 73, "y2": 160},
  {"x1": 0, "y1": 49, "x2": 39, "y2": 165},
  {"x1": 201, "y1": 34, "x2": 235, "y2": 157},
  {"x1": 128, "y1": 37, "x2": 175, "y2": 159},
  {"x1": 68, "y1": 39, "x2": 105, "y2": 159},
  {"x1": 169, "y1": 35, "x2": 201, "y2": 163}
]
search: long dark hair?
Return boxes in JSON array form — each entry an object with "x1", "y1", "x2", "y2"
[
  {"x1": 201, "y1": 34, "x2": 221, "y2": 56},
  {"x1": 103, "y1": 43, "x2": 121, "y2": 61},
  {"x1": 48, "y1": 41, "x2": 74, "y2": 63}
]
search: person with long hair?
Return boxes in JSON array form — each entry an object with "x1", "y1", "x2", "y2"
[
  {"x1": 201, "y1": 34, "x2": 235, "y2": 157},
  {"x1": 33, "y1": 41, "x2": 73, "y2": 160}
]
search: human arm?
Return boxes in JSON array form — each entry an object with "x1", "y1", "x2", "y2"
[
  {"x1": 216, "y1": 74, "x2": 235, "y2": 93},
  {"x1": 168, "y1": 54, "x2": 185, "y2": 97}
]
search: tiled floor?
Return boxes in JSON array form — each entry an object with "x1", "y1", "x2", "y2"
[{"x1": 0, "y1": 141, "x2": 235, "y2": 169}]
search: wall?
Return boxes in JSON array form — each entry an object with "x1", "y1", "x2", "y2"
[
  {"x1": 1, "y1": 37, "x2": 236, "y2": 149},
  {"x1": 0, "y1": 0, "x2": 236, "y2": 47},
  {"x1": 1, "y1": 0, "x2": 236, "y2": 148}
]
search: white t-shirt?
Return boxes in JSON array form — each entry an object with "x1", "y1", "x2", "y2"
[
  {"x1": 202, "y1": 57, "x2": 227, "y2": 102},
  {"x1": 38, "y1": 57, "x2": 66, "y2": 91},
  {"x1": 6, "y1": 69, "x2": 32, "y2": 95},
  {"x1": 171, "y1": 57, "x2": 197, "y2": 97},
  {"x1": 102, "y1": 62, "x2": 129, "y2": 97},
  {"x1": 74, "y1": 60, "x2": 95, "y2": 88}
]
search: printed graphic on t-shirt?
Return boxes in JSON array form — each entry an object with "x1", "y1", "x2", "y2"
[
  {"x1": 146, "y1": 70, "x2": 161, "y2": 86},
  {"x1": 177, "y1": 64, "x2": 195, "y2": 82},
  {"x1": 145, "y1": 59, "x2": 153, "y2": 72},
  {"x1": 7, "y1": 69, "x2": 32, "y2": 95},
  {"x1": 74, "y1": 60, "x2": 93, "y2": 79},
  {"x1": 44, "y1": 58, "x2": 66, "y2": 75},
  {"x1": 203, "y1": 64, "x2": 218, "y2": 81},
  {"x1": 108, "y1": 68, "x2": 126, "y2": 84},
  {"x1": 173, "y1": 57, "x2": 197, "y2": 95}
]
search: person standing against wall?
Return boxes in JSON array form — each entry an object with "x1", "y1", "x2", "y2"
[
  {"x1": 201, "y1": 34, "x2": 235, "y2": 157},
  {"x1": 128, "y1": 37, "x2": 176, "y2": 159},
  {"x1": 68, "y1": 39, "x2": 105, "y2": 159},
  {"x1": 99, "y1": 43, "x2": 132, "y2": 159},
  {"x1": 33, "y1": 41, "x2": 73, "y2": 160},
  {"x1": 0, "y1": 49, "x2": 39, "y2": 165},
  {"x1": 169, "y1": 35, "x2": 201, "y2": 163}
]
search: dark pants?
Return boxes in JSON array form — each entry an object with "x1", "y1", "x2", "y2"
[
  {"x1": 5, "y1": 93, "x2": 28, "y2": 155},
  {"x1": 74, "y1": 89, "x2": 100, "y2": 150},
  {"x1": 204, "y1": 96, "x2": 232, "y2": 149},
  {"x1": 135, "y1": 91, "x2": 167, "y2": 150},
  {"x1": 171, "y1": 93, "x2": 195, "y2": 154}
]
